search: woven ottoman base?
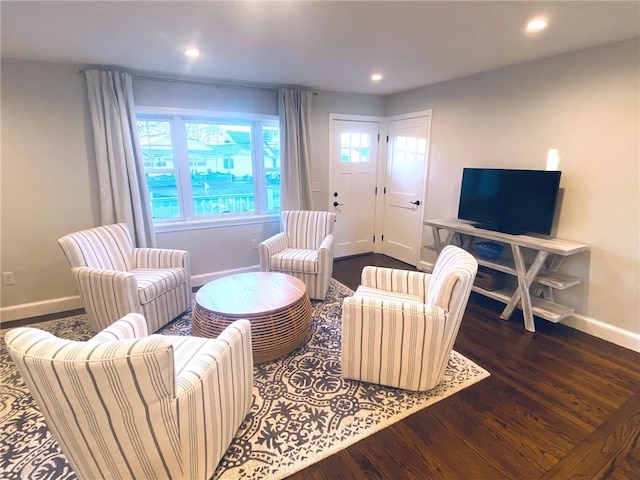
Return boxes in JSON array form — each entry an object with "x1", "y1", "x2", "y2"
[{"x1": 192, "y1": 272, "x2": 312, "y2": 363}]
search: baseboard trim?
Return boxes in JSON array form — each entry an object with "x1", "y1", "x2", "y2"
[
  {"x1": 560, "y1": 314, "x2": 640, "y2": 353},
  {"x1": 1, "y1": 296, "x2": 83, "y2": 323},
  {"x1": 418, "y1": 260, "x2": 434, "y2": 272}
]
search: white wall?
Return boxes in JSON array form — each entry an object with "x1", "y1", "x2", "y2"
[
  {"x1": 386, "y1": 39, "x2": 640, "y2": 335},
  {"x1": 1, "y1": 59, "x2": 99, "y2": 312}
]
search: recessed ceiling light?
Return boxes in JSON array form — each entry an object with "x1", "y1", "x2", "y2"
[
  {"x1": 184, "y1": 48, "x2": 200, "y2": 58},
  {"x1": 370, "y1": 73, "x2": 383, "y2": 82},
  {"x1": 525, "y1": 16, "x2": 548, "y2": 34}
]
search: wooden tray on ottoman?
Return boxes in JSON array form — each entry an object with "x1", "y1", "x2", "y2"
[{"x1": 192, "y1": 272, "x2": 312, "y2": 363}]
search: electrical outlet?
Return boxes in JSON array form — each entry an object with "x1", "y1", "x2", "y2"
[
  {"x1": 311, "y1": 182, "x2": 320, "y2": 192},
  {"x1": 251, "y1": 239, "x2": 259, "y2": 250},
  {"x1": 2, "y1": 272, "x2": 16, "y2": 286}
]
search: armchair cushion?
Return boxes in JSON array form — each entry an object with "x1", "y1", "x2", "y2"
[
  {"x1": 353, "y1": 285, "x2": 424, "y2": 305},
  {"x1": 131, "y1": 267, "x2": 186, "y2": 303},
  {"x1": 270, "y1": 248, "x2": 319, "y2": 274}
]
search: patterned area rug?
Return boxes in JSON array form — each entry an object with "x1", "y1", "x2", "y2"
[{"x1": 1, "y1": 279, "x2": 489, "y2": 480}]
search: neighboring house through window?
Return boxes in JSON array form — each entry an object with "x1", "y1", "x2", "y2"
[{"x1": 136, "y1": 109, "x2": 280, "y2": 228}]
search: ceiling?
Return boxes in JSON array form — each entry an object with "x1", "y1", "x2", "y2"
[{"x1": 1, "y1": 1, "x2": 638, "y2": 95}]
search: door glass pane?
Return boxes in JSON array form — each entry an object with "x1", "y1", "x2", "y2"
[
  {"x1": 185, "y1": 123, "x2": 256, "y2": 215},
  {"x1": 146, "y1": 173, "x2": 180, "y2": 219},
  {"x1": 340, "y1": 132, "x2": 371, "y2": 163}
]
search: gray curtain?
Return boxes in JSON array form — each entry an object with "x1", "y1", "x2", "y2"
[
  {"x1": 85, "y1": 70, "x2": 156, "y2": 247},
  {"x1": 278, "y1": 88, "x2": 313, "y2": 211}
]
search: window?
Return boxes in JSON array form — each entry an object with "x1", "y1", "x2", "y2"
[
  {"x1": 137, "y1": 113, "x2": 280, "y2": 224},
  {"x1": 340, "y1": 132, "x2": 371, "y2": 163}
]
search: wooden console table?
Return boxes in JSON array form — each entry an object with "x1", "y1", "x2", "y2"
[{"x1": 425, "y1": 218, "x2": 589, "y2": 332}]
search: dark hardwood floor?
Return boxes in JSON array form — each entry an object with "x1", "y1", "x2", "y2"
[
  {"x1": 292, "y1": 253, "x2": 640, "y2": 480},
  {"x1": 7, "y1": 254, "x2": 639, "y2": 479}
]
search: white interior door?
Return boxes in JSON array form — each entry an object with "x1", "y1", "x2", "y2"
[
  {"x1": 382, "y1": 113, "x2": 432, "y2": 265},
  {"x1": 329, "y1": 118, "x2": 380, "y2": 258}
]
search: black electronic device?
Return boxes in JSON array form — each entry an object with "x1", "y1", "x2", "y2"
[{"x1": 457, "y1": 168, "x2": 562, "y2": 236}]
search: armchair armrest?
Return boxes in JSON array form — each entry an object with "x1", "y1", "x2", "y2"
[
  {"x1": 318, "y1": 233, "x2": 334, "y2": 252},
  {"x1": 259, "y1": 232, "x2": 289, "y2": 270},
  {"x1": 175, "y1": 319, "x2": 253, "y2": 397},
  {"x1": 89, "y1": 313, "x2": 149, "y2": 342},
  {"x1": 133, "y1": 248, "x2": 190, "y2": 269},
  {"x1": 175, "y1": 320, "x2": 253, "y2": 478},
  {"x1": 72, "y1": 266, "x2": 141, "y2": 330},
  {"x1": 360, "y1": 266, "x2": 431, "y2": 300},
  {"x1": 317, "y1": 233, "x2": 334, "y2": 265},
  {"x1": 72, "y1": 266, "x2": 138, "y2": 294}
]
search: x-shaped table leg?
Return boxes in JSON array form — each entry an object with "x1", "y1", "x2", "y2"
[{"x1": 500, "y1": 246, "x2": 549, "y2": 332}]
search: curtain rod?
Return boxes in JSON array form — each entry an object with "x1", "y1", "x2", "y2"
[{"x1": 79, "y1": 69, "x2": 316, "y2": 94}]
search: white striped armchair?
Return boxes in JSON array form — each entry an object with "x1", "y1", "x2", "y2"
[
  {"x1": 341, "y1": 245, "x2": 478, "y2": 391},
  {"x1": 58, "y1": 223, "x2": 191, "y2": 333},
  {"x1": 5, "y1": 313, "x2": 253, "y2": 480},
  {"x1": 259, "y1": 210, "x2": 336, "y2": 300}
]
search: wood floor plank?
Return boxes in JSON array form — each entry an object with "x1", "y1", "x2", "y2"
[{"x1": 540, "y1": 391, "x2": 640, "y2": 480}]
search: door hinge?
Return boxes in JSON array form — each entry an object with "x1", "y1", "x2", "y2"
[
  {"x1": 373, "y1": 235, "x2": 375, "y2": 243},
  {"x1": 384, "y1": 187, "x2": 386, "y2": 194},
  {"x1": 386, "y1": 135, "x2": 389, "y2": 143},
  {"x1": 377, "y1": 133, "x2": 380, "y2": 142},
  {"x1": 375, "y1": 186, "x2": 377, "y2": 195},
  {"x1": 381, "y1": 234, "x2": 384, "y2": 242}
]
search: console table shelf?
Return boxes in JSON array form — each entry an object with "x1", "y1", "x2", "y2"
[{"x1": 425, "y1": 218, "x2": 589, "y2": 332}]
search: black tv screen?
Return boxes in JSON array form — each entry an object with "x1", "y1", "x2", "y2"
[{"x1": 457, "y1": 168, "x2": 562, "y2": 235}]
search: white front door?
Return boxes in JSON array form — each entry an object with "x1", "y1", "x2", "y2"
[
  {"x1": 329, "y1": 118, "x2": 380, "y2": 258},
  {"x1": 382, "y1": 112, "x2": 432, "y2": 265}
]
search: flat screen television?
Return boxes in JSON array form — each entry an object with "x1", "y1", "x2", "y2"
[{"x1": 457, "y1": 168, "x2": 562, "y2": 236}]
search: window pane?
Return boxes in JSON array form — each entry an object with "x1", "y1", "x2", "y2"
[
  {"x1": 137, "y1": 120, "x2": 175, "y2": 169},
  {"x1": 146, "y1": 173, "x2": 180, "y2": 219},
  {"x1": 185, "y1": 123, "x2": 255, "y2": 216},
  {"x1": 137, "y1": 114, "x2": 280, "y2": 223},
  {"x1": 263, "y1": 126, "x2": 281, "y2": 212},
  {"x1": 263, "y1": 125, "x2": 280, "y2": 170},
  {"x1": 340, "y1": 132, "x2": 370, "y2": 163}
]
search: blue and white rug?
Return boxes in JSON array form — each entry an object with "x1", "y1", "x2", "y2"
[{"x1": 1, "y1": 280, "x2": 489, "y2": 480}]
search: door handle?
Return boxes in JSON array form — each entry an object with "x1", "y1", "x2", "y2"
[
  {"x1": 333, "y1": 201, "x2": 344, "y2": 207},
  {"x1": 410, "y1": 200, "x2": 421, "y2": 206}
]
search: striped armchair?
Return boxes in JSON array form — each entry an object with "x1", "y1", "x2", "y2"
[
  {"x1": 58, "y1": 223, "x2": 191, "y2": 333},
  {"x1": 5, "y1": 313, "x2": 253, "y2": 480},
  {"x1": 341, "y1": 245, "x2": 478, "y2": 391},
  {"x1": 259, "y1": 210, "x2": 336, "y2": 300}
]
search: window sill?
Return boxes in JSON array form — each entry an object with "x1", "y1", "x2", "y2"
[{"x1": 154, "y1": 213, "x2": 280, "y2": 233}]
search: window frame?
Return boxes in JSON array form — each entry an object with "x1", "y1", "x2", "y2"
[{"x1": 136, "y1": 106, "x2": 280, "y2": 232}]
